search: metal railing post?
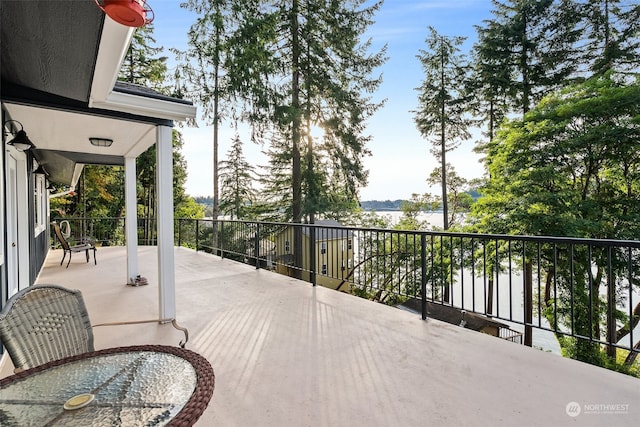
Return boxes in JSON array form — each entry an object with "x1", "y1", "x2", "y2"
[
  {"x1": 195, "y1": 219, "x2": 200, "y2": 252},
  {"x1": 255, "y1": 223, "x2": 260, "y2": 270},
  {"x1": 524, "y1": 261, "x2": 533, "y2": 347},
  {"x1": 220, "y1": 221, "x2": 224, "y2": 259},
  {"x1": 310, "y1": 224, "x2": 316, "y2": 286},
  {"x1": 421, "y1": 234, "x2": 427, "y2": 320},
  {"x1": 606, "y1": 246, "x2": 616, "y2": 358}
]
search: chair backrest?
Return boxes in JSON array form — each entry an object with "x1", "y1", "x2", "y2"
[
  {"x1": 52, "y1": 222, "x2": 70, "y2": 251},
  {"x1": 0, "y1": 285, "x2": 95, "y2": 370}
]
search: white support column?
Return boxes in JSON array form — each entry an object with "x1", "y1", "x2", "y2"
[
  {"x1": 124, "y1": 156, "x2": 138, "y2": 284},
  {"x1": 156, "y1": 125, "x2": 176, "y2": 321}
]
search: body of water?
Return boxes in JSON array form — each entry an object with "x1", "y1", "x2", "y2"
[
  {"x1": 366, "y1": 210, "x2": 640, "y2": 356},
  {"x1": 371, "y1": 210, "x2": 446, "y2": 229}
]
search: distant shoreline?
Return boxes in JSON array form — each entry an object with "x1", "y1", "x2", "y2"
[{"x1": 364, "y1": 209, "x2": 444, "y2": 213}]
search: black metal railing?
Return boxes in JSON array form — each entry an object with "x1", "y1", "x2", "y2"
[
  {"x1": 177, "y1": 218, "x2": 640, "y2": 363},
  {"x1": 50, "y1": 217, "x2": 157, "y2": 247},
  {"x1": 52, "y1": 217, "x2": 640, "y2": 364}
]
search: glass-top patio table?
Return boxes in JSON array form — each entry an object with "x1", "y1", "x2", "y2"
[{"x1": 0, "y1": 345, "x2": 215, "y2": 426}]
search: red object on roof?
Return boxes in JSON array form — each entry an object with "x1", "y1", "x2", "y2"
[{"x1": 95, "y1": 0, "x2": 154, "y2": 28}]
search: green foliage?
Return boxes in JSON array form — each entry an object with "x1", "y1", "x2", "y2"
[
  {"x1": 176, "y1": 0, "x2": 235, "y2": 123},
  {"x1": 75, "y1": 166, "x2": 125, "y2": 218},
  {"x1": 256, "y1": 130, "x2": 295, "y2": 222},
  {"x1": 119, "y1": 25, "x2": 168, "y2": 90},
  {"x1": 467, "y1": 20, "x2": 511, "y2": 144},
  {"x1": 604, "y1": 350, "x2": 640, "y2": 378},
  {"x1": 352, "y1": 227, "x2": 459, "y2": 306},
  {"x1": 359, "y1": 200, "x2": 406, "y2": 211},
  {"x1": 469, "y1": 0, "x2": 640, "y2": 170},
  {"x1": 176, "y1": 0, "x2": 248, "y2": 221},
  {"x1": 338, "y1": 207, "x2": 393, "y2": 231},
  {"x1": 474, "y1": 73, "x2": 640, "y2": 237},
  {"x1": 397, "y1": 193, "x2": 439, "y2": 231},
  {"x1": 427, "y1": 164, "x2": 474, "y2": 229},
  {"x1": 175, "y1": 198, "x2": 205, "y2": 219},
  {"x1": 135, "y1": 130, "x2": 192, "y2": 221},
  {"x1": 471, "y1": 73, "x2": 640, "y2": 367}
]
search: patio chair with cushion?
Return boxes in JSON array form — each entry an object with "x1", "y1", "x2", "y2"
[
  {"x1": 0, "y1": 285, "x2": 190, "y2": 372},
  {"x1": 52, "y1": 222, "x2": 97, "y2": 268}
]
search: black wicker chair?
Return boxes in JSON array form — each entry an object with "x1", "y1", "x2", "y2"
[{"x1": 52, "y1": 222, "x2": 97, "y2": 268}]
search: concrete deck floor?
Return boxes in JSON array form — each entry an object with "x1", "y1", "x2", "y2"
[{"x1": 2, "y1": 246, "x2": 639, "y2": 426}]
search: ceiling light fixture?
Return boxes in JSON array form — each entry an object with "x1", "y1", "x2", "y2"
[
  {"x1": 4, "y1": 120, "x2": 35, "y2": 152},
  {"x1": 89, "y1": 137, "x2": 114, "y2": 147}
]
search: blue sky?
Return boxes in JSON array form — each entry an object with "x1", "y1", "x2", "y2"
[{"x1": 148, "y1": 0, "x2": 494, "y2": 200}]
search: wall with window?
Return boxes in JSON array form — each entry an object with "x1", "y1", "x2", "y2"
[{"x1": 28, "y1": 163, "x2": 49, "y2": 284}]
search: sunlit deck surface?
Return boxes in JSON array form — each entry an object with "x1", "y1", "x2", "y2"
[{"x1": 3, "y1": 246, "x2": 639, "y2": 425}]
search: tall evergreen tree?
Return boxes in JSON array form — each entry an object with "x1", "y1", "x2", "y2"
[
  {"x1": 256, "y1": 129, "x2": 294, "y2": 222},
  {"x1": 227, "y1": 0, "x2": 386, "y2": 223},
  {"x1": 468, "y1": 19, "x2": 512, "y2": 157},
  {"x1": 219, "y1": 134, "x2": 257, "y2": 219},
  {"x1": 176, "y1": 0, "x2": 241, "y2": 223},
  {"x1": 118, "y1": 27, "x2": 197, "y2": 229},
  {"x1": 476, "y1": 0, "x2": 581, "y2": 117},
  {"x1": 413, "y1": 26, "x2": 471, "y2": 230},
  {"x1": 576, "y1": 0, "x2": 640, "y2": 77}
]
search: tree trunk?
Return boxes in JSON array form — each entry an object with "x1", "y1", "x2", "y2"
[
  {"x1": 616, "y1": 300, "x2": 640, "y2": 343},
  {"x1": 440, "y1": 42, "x2": 449, "y2": 231},
  {"x1": 212, "y1": 6, "x2": 221, "y2": 250},
  {"x1": 624, "y1": 339, "x2": 639, "y2": 368},
  {"x1": 520, "y1": 10, "x2": 530, "y2": 116},
  {"x1": 291, "y1": 0, "x2": 302, "y2": 279}
]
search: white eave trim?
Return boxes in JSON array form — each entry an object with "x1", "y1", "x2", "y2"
[
  {"x1": 92, "y1": 91, "x2": 197, "y2": 122},
  {"x1": 90, "y1": 18, "x2": 134, "y2": 105},
  {"x1": 71, "y1": 164, "x2": 85, "y2": 189},
  {"x1": 89, "y1": 18, "x2": 197, "y2": 122}
]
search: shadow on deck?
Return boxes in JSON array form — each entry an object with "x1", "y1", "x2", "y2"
[{"x1": 3, "y1": 246, "x2": 638, "y2": 426}]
